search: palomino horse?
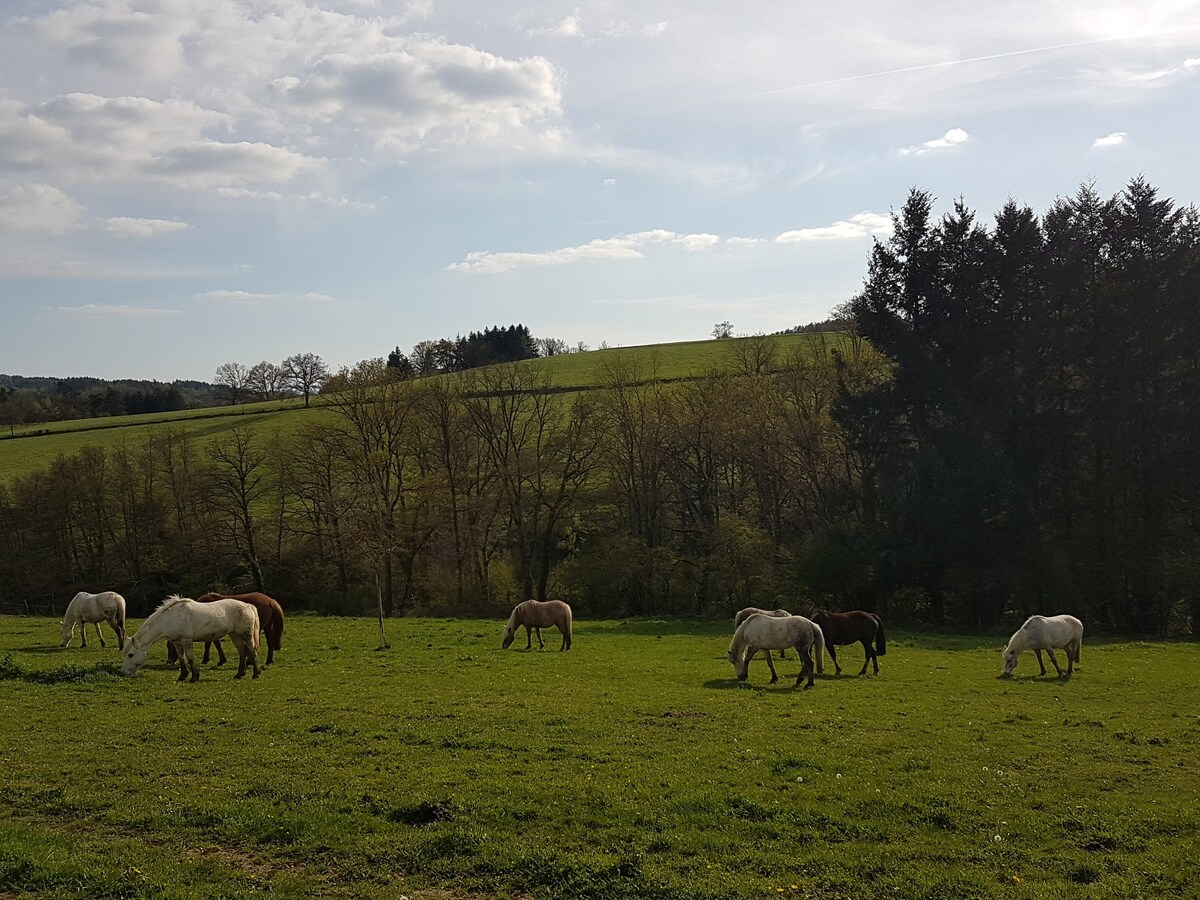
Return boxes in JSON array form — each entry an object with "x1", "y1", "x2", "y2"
[
  {"x1": 122, "y1": 595, "x2": 261, "y2": 682},
  {"x1": 1001, "y1": 614, "x2": 1083, "y2": 678},
  {"x1": 166, "y1": 591, "x2": 285, "y2": 666},
  {"x1": 502, "y1": 599, "x2": 573, "y2": 651},
  {"x1": 727, "y1": 614, "x2": 825, "y2": 689},
  {"x1": 811, "y1": 610, "x2": 886, "y2": 676},
  {"x1": 734, "y1": 607, "x2": 792, "y2": 658},
  {"x1": 60, "y1": 591, "x2": 126, "y2": 650}
]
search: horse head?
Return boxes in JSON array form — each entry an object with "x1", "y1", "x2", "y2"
[
  {"x1": 727, "y1": 646, "x2": 748, "y2": 680},
  {"x1": 501, "y1": 622, "x2": 517, "y2": 649},
  {"x1": 999, "y1": 647, "x2": 1018, "y2": 677},
  {"x1": 121, "y1": 641, "x2": 149, "y2": 676},
  {"x1": 59, "y1": 620, "x2": 73, "y2": 647}
]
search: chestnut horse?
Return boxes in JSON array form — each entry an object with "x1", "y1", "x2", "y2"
[
  {"x1": 166, "y1": 591, "x2": 284, "y2": 666},
  {"x1": 810, "y1": 610, "x2": 886, "y2": 676}
]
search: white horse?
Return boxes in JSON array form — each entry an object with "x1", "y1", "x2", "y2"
[
  {"x1": 60, "y1": 591, "x2": 126, "y2": 650},
  {"x1": 1000, "y1": 614, "x2": 1084, "y2": 677},
  {"x1": 734, "y1": 607, "x2": 792, "y2": 658},
  {"x1": 728, "y1": 614, "x2": 825, "y2": 689},
  {"x1": 121, "y1": 595, "x2": 261, "y2": 682}
]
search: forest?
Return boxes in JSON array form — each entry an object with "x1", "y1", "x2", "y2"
[{"x1": 1, "y1": 179, "x2": 1196, "y2": 635}]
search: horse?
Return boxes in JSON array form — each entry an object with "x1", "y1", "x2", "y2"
[
  {"x1": 810, "y1": 610, "x2": 886, "y2": 676},
  {"x1": 1000, "y1": 614, "x2": 1083, "y2": 678},
  {"x1": 734, "y1": 607, "x2": 792, "y2": 657},
  {"x1": 502, "y1": 599, "x2": 573, "y2": 651},
  {"x1": 727, "y1": 614, "x2": 825, "y2": 689},
  {"x1": 166, "y1": 591, "x2": 285, "y2": 666},
  {"x1": 60, "y1": 591, "x2": 126, "y2": 650},
  {"x1": 122, "y1": 595, "x2": 261, "y2": 682}
]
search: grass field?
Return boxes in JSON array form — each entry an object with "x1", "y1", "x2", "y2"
[
  {"x1": 1, "y1": 616, "x2": 1196, "y2": 899},
  {"x1": 0, "y1": 333, "x2": 832, "y2": 484}
]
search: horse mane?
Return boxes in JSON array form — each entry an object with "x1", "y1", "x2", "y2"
[{"x1": 152, "y1": 594, "x2": 192, "y2": 615}]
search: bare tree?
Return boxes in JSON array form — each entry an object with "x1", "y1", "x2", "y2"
[
  {"x1": 214, "y1": 362, "x2": 251, "y2": 406},
  {"x1": 712, "y1": 321, "x2": 734, "y2": 339},
  {"x1": 282, "y1": 353, "x2": 329, "y2": 407},
  {"x1": 536, "y1": 337, "x2": 569, "y2": 357},
  {"x1": 247, "y1": 361, "x2": 288, "y2": 400}
]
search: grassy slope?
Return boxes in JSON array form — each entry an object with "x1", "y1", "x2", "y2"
[
  {"x1": 1, "y1": 616, "x2": 1196, "y2": 899},
  {"x1": 0, "y1": 333, "x2": 831, "y2": 483}
]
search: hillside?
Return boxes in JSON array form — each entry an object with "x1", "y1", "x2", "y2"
[{"x1": 0, "y1": 332, "x2": 843, "y2": 484}]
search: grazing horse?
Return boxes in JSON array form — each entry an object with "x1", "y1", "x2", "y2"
[
  {"x1": 166, "y1": 591, "x2": 285, "y2": 666},
  {"x1": 811, "y1": 610, "x2": 886, "y2": 676},
  {"x1": 123, "y1": 595, "x2": 261, "y2": 682},
  {"x1": 734, "y1": 607, "x2": 792, "y2": 658},
  {"x1": 60, "y1": 591, "x2": 126, "y2": 650},
  {"x1": 727, "y1": 614, "x2": 825, "y2": 689},
  {"x1": 1001, "y1": 614, "x2": 1083, "y2": 678},
  {"x1": 502, "y1": 599, "x2": 573, "y2": 651}
]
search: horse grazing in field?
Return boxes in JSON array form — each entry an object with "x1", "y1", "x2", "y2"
[
  {"x1": 60, "y1": 591, "x2": 126, "y2": 650},
  {"x1": 734, "y1": 607, "x2": 792, "y2": 657},
  {"x1": 727, "y1": 614, "x2": 825, "y2": 689},
  {"x1": 166, "y1": 591, "x2": 285, "y2": 666},
  {"x1": 1001, "y1": 614, "x2": 1083, "y2": 678},
  {"x1": 502, "y1": 599, "x2": 573, "y2": 651},
  {"x1": 123, "y1": 595, "x2": 261, "y2": 682},
  {"x1": 811, "y1": 610, "x2": 886, "y2": 676}
]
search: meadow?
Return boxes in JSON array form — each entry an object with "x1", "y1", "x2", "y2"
[{"x1": 1, "y1": 615, "x2": 1196, "y2": 899}]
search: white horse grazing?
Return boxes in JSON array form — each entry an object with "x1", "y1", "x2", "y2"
[
  {"x1": 60, "y1": 591, "x2": 126, "y2": 650},
  {"x1": 728, "y1": 614, "x2": 825, "y2": 689},
  {"x1": 1001, "y1": 614, "x2": 1084, "y2": 677},
  {"x1": 121, "y1": 595, "x2": 261, "y2": 682},
  {"x1": 734, "y1": 607, "x2": 792, "y2": 657}
]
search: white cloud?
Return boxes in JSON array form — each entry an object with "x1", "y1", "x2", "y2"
[
  {"x1": 898, "y1": 127, "x2": 971, "y2": 156},
  {"x1": 197, "y1": 289, "x2": 335, "y2": 303},
  {"x1": 0, "y1": 181, "x2": 85, "y2": 234},
  {"x1": 1186, "y1": 58, "x2": 1200, "y2": 68},
  {"x1": 1091, "y1": 131, "x2": 1127, "y2": 148},
  {"x1": 450, "y1": 229, "x2": 723, "y2": 274},
  {"x1": 55, "y1": 303, "x2": 179, "y2": 317},
  {"x1": 102, "y1": 217, "x2": 190, "y2": 237},
  {"x1": 776, "y1": 212, "x2": 892, "y2": 243}
]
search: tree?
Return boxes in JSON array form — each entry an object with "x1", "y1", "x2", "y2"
[
  {"x1": 536, "y1": 336, "x2": 569, "y2": 357},
  {"x1": 246, "y1": 361, "x2": 287, "y2": 400},
  {"x1": 386, "y1": 346, "x2": 415, "y2": 377},
  {"x1": 712, "y1": 321, "x2": 734, "y2": 339},
  {"x1": 282, "y1": 353, "x2": 329, "y2": 407},
  {"x1": 214, "y1": 362, "x2": 252, "y2": 406}
]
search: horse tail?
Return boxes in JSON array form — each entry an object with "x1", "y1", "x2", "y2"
[
  {"x1": 812, "y1": 623, "x2": 825, "y2": 675},
  {"x1": 873, "y1": 615, "x2": 886, "y2": 656},
  {"x1": 272, "y1": 602, "x2": 284, "y2": 650},
  {"x1": 564, "y1": 603, "x2": 573, "y2": 650}
]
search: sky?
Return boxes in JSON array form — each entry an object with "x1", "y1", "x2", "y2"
[{"x1": 1, "y1": 1, "x2": 1198, "y2": 382}]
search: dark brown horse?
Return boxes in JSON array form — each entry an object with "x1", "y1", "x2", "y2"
[
  {"x1": 811, "y1": 610, "x2": 886, "y2": 676},
  {"x1": 167, "y1": 592, "x2": 284, "y2": 666}
]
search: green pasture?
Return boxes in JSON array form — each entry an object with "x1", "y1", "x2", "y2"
[
  {"x1": 0, "y1": 333, "x2": 833, "y2": 484},
  {"x1": 1, "y1": 616, "x2": 1196, "y2": 899}
]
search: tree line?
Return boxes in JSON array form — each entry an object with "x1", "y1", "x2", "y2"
[
  {"x1": 0, "y1": 378, "x2": 220, "y2": 433},
  {"x1": 0, "y1": 179, "x2": 1195, "y2": 635}
]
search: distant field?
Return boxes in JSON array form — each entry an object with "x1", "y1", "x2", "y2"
[
  {"x1": 0, "y1": 333, "x2": 836, "y2": 483},
  {"x1": 1, "y1": 615, "x2": 1196, "y2": 899}
]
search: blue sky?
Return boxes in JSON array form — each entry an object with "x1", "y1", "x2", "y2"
[{"x1": 1, "y1": 0, "x2": 1198, "y2": 381}]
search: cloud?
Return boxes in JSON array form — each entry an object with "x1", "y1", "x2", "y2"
[
  {"x1": 449, "y1": 229, "x2": 722, "y2": 274},
  {"x1": 898, "y1": 127, "x2": 970, "y2": 156},
  {"x1": 102, "y1": 217, "x2": 190, "y2": 237},
  {"x1": 0, "y1": 181, "x2": 85, "y2": 234},
  {"x1": 1186, "y1": 58, "x2": 1200, "y2": 68},
  {"x1": 1091, "y1": 131, "x2": 1127, "y2": 148},
  {"x1": 197, "y1": 289, "x2": 335, "y2": 303},
  {"x1": 55, "y1": 303, "x2": 179, "y2": 317},
  {"x1": 776, "y1": 212, "x2": 892, "y2": 243}
]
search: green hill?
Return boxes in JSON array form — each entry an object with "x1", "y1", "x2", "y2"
[{"x1": 0, "y1": 332, "x2": 842, "y2": 483}]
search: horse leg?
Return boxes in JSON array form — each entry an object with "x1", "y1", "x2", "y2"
[
  {"x1": 95, "y1": 622, "x2": 106, "y2": 648},
  {"x1": 524, "y1": 626, "x2": 533, "y2": 650},
  {"x1": 536, "y1": 627, "x2": 545, "y2": 651},
  {"x1": 827, "y1": 643, "x2": 842, "y2": 675},
  {"x1": 79, "y1": 623, "x2": 87, "y2": 648},
  {"x1": 182, "y1": 641, "x2": 200, "y2": 682},
  {"x1": 795, "y1": 645, "x2": 815, "y2": 689},
  {"x1": 1046, "y1": 648, "x2": 1064, "y2": 676},
  {"x1": 172, "y1": 641, "x2": 188, "y2": 681},
  {"x1": 558, "y1": 624, "x2": 568, "y2": 651},
  {"x1": 230, "y1": 635, "x2": 249, "y2": 679},
  {"x1": 858, "y1": 640, "x2": 871, "y2": 676},
  {"x1": 1034, "y1": 649, "x2": 1047, "y2": 676},
  {"x1": 764, "y1": 649, "x2": 778, "y2": 684},
  {"x1": 264, "y1": 625, "x2": 275, "y2": 665},
  {"x1": 166, "y1": 641, "x2": 178, "y2": 665},
  {"x1": 215, "y1": 639, "x2": 228, "y2": 665}
]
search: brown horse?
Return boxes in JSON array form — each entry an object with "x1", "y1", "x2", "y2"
[
  {"x1": 166, "y1": 591, "x2": 284, "y2": 666},
  {"x1": 502, "y1": 599, "x2": 573, "y2": 651},
  {"x1": 811, "y1": 610, "x2": 886, "y2": 676}
]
